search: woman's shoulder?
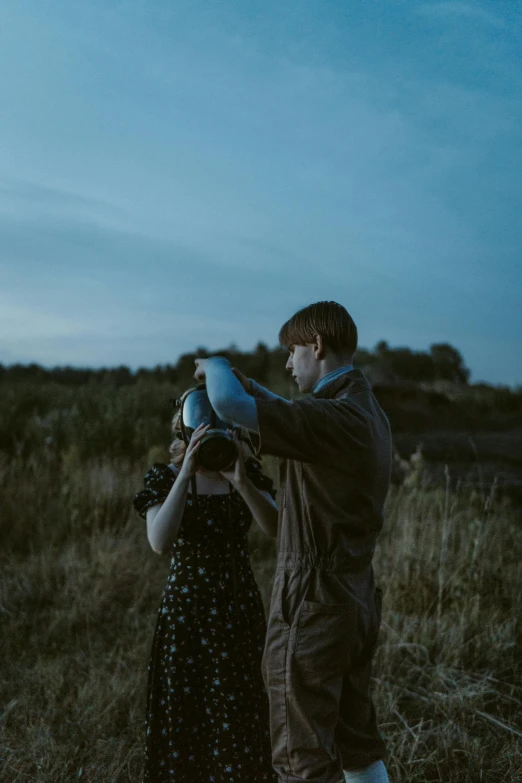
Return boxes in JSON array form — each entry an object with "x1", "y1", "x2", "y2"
[
  {"x1": 133, "y1": 463, "x2": 177, "y2": 519},
  {"x1": 144, "y1": 462, "x2": 177, "y2": 486}
]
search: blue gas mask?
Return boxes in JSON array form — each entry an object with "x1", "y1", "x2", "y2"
[{"x1": 174, "y1": 384, "x2": 238, "y2": 472}]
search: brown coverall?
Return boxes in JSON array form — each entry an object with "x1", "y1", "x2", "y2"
[{"x1": 255, "y1": 369, "x2": 392, "y2": 783}]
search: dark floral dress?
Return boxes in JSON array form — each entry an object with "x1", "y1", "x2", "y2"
[{"x1": 133, "y1": 460, "x2": 278, "y2": 783}]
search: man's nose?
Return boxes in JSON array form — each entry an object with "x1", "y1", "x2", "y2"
[{"x1": 286, "y1": 357, "x2": 293, "y2": 370}]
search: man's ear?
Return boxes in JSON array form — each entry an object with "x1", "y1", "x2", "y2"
[{"x1": 313, "y1": 334, "x2": 326, "y2": 360}]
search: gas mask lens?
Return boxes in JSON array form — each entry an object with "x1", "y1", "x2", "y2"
[{"x1": 178, "y1": 385, "x2": 237, "y2": 472}]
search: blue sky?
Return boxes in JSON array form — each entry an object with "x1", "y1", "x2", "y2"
[{"x1": 0, "y1": 0, "x2": 520, "y2": 385}]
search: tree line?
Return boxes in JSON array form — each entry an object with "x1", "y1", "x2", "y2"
[
  {"x1": 0, "y1": 340, "x2": 470, "y2": 386},
  {"x1": 0, "y1": 340, "x2": 471, "y2": 387}
]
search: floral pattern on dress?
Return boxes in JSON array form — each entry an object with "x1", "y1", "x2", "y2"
[{"x1": 133, "y1": 462, "x2": 278, "y2": 783}]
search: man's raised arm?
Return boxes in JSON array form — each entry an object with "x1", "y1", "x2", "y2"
[{"x1": 203, "y1": 357, "x2": 260, "y2": 433}]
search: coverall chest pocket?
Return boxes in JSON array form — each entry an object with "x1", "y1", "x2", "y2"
[{"x1": 294, "y1": 600, "x2": 360, "y2": 674}]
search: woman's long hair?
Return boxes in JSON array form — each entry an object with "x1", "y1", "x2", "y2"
[{"x1": 169, "y1": 411, "x2": 186, "y2": 468}]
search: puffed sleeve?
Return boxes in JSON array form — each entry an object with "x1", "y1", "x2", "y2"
[
  {"x1": 244, "y1": 457, "x2": 277, "y2": 500},
  {"x1": 133, "y1": 463, "x2": 176, "y2": 519}
]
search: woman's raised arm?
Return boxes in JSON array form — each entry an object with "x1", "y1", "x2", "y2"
[{"x1": 146, "y1": 424, "x2": 209, "y2": 554}]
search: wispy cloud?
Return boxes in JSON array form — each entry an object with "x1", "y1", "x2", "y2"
[
  {"x1": 0, "y1": 1, "x2": 520, "y2": 383},
  {"x1": 0, "y1": 300, "x2": 90, "y2": 340},
  {"x1": 417, "y1": 2, "x2": 506, "y2": 29},
  {"x1": 0, "y1": 178, "x2": 120, "y2": 214}
]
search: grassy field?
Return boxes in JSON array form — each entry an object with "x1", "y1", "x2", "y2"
[{"x1": 1, "y1": 382, "x2": 521, "y2": 782}]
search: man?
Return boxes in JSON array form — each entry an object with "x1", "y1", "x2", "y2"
[{"x1": 194, "y1": 301, "x2": 391, "y2": 783}]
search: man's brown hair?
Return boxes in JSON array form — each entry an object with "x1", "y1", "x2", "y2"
[{"x1": 279, "y1": 301, "x2": 358, "y2": 356}]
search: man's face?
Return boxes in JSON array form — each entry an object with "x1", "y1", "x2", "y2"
[{"x1": 286, "y1": 344, "x2": 319, "y2": 393}]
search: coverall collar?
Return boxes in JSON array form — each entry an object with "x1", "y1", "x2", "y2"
[
  {"x1": 312, "y1": 367, "x2": 370, "y2": 399},
  {"x1": 312, "y1": 363, "x2": 353, "y2": 394}
]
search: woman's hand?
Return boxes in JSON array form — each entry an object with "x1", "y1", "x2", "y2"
[
  {"x1": 218, "y1": 431, "x2": 248, "y2": 489},
  {"x1": 178, "y1": 424, "x2": 210, "y2": 479}
]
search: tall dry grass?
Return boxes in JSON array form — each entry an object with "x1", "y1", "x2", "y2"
[{"x1": 1, "y1": 445, "x2": 521, "y2": 782}]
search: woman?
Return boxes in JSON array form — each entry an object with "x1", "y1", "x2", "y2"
[{"x1": 133, "y1": 407, "x2": 278, "y2": 783}]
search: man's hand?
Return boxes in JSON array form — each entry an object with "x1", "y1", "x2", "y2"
[
  {"x1": 194, "y1": 356, "x2": 232, "y2": 384},
  {"x1": 194, "y1": 358, "x2": 208, "y2": 383}
]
